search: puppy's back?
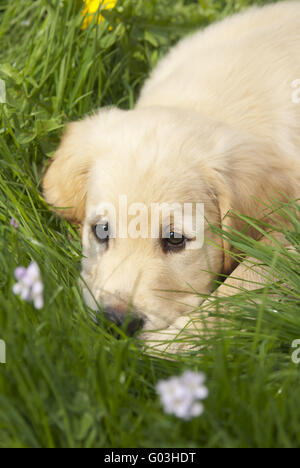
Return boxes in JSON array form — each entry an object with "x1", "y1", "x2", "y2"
[{"x1": 137, "y1": 1, "x2": 300, "y2": 159}]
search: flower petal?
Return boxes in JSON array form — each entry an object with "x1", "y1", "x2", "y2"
[
  {"x1": 14, "y1": 267, "x2": 26, "y2": 281},
  {"x1": 26, "y1": 262, "x2": 41, "y2": 282},
  {"x1": 190, "y1": 402, "x2": 204, "y2": 417},
  {"x1": 12, "y1": 283, "x2": 22, "y2": 295},
  {"x1": 34, "y1": 295, "x2": 44, "y2": 310},
  {"x1": 32, "y1": 281, "x2": 44, "y2": 296}
]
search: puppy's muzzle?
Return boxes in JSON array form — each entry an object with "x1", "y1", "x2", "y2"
[{"x1": 103, "y1": 306, "x2": 145, "y2": 336}]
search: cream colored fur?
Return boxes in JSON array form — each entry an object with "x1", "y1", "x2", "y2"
[{"x1": 43, "y1": 1, "x2": 300, "y2": 350}]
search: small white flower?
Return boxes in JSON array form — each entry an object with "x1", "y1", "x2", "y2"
[
  {"x1": 13, "y1": 262, "x2": 44, "y2": 310},
  {"x1": 156, "y1": 370, "x2": 208, "y2": 420}
]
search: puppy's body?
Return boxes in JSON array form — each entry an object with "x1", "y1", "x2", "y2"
[
  {"x1": 43, "y1": 2, "x2": 300, "y2": 338},
  {"x1": 138, "y1": 1, "x2": 300, "y2": 159}
]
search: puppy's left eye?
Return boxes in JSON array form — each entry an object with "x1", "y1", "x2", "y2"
[
  {"x1": 92, "y1": 222, "x2": 109, "y2": 242},
  {"x1": 162, "y1": 232, "x2": 186, "y2": 252}
]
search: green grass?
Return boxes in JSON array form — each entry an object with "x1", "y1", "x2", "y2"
[{"x1": 1, "y1": 0, "x2": 300, "y2": 448}]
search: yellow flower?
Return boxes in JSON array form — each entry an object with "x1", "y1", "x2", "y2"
[{"x1": 82, "y1": 0, "x2": 117, "y2": 29}]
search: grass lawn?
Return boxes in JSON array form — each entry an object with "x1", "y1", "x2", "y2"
[{"x1": 0, "y1": 0, "x2": 300, "y2": 448}]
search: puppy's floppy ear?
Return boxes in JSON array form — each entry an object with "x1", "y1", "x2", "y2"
[
  {"x1": 43, "y1": 108, "x2": 124, "y2": 224},
  {"x1": 205, "y1": 133, "x2": 300, "y2": 274},
  {"x1": 43, "y1": 120, "x2": 93, "y2": 224}
]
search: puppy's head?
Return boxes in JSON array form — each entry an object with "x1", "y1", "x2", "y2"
[{"x1": 43, "y1": 107, "x2": 298, "y2": 334}]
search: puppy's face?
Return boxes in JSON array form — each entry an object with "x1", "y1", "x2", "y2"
[
  {"x1": 80, "y1": 149, "x2": 223, "y2": 332},
  {"x1": 43, "y1": 107, "x2": 291, "y2": 334}
]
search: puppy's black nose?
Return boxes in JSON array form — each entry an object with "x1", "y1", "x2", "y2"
[{"x1": 103, "y1": 306, "x2": 145, "y2": 337}]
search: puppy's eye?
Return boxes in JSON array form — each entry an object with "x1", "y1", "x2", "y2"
[
  {"x1": 92, "y1": 222, "x2": 109, "y2": 242},
  {"x1": 162, "y1": 232, "x2": 186, "y2": 252}
]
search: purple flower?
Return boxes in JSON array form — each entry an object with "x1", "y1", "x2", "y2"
[
  {"x1": 10, "y1": 218, "x2": 19, "y2": 229},
  {"x1": 13, "y1": 262, "x2": 44, "y2": 310}
]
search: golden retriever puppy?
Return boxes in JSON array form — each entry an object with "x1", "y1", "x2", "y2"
[{"x1": 43, "y1": 1, "x2": 300, "y2": 346}]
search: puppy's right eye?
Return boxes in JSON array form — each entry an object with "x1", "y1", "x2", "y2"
[{"x1": 92, "y1": 222, "x2": 109, "y2": 242}]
